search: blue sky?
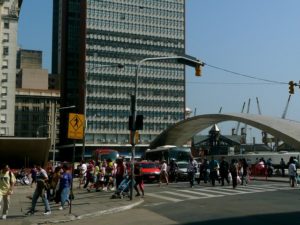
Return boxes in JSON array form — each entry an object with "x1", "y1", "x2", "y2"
[{"x1": 18, "y1": 0, "x2": 300, "y2": 142}]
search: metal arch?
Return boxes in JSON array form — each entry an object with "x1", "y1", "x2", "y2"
[{"x1": 149, "y1": 113, "x2": 300, "y2": 149}]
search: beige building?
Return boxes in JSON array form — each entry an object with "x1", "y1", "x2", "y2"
[{"x1": 15, "y1": 49, "x2": 60, "y2": 140}]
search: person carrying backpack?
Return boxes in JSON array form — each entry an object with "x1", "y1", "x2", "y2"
[{"x1": 0, "y1": 164, "x2": 16, "y2": 220}]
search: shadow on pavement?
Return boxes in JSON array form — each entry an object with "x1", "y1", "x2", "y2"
[{"x1": 182, "y1": 211, "x2": 300, "y2": 225}]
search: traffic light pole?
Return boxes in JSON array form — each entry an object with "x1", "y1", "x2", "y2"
[{"x1": 129, "y1": 55, "x2": 203, "y2": 200}]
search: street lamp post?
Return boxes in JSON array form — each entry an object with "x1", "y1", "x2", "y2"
[
  {"x1": 52, "y1": 105, "x2": 76, "y2": 167},
  {"x1": 36, "y1": 124, "x2": 51, "y2": 137},
  {"x1": 82, "y1": 63, "x2": 124, "y2": 160},
  {"x1": 129, "y1": 55, "x2": 204, "y2": 200}
]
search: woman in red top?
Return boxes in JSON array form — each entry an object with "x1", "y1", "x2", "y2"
[
  {"x1": 115, "y1": 158, "x2": 126, "y2": 189},
  {"x1": 134, "y1": 163, "x2": 144, "y2": 197}
]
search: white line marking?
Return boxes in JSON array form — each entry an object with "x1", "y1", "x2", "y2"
[
  {"x1": 146, "y1": 193, "x2": 183, "y2": 202},
  {"x1": 179, "y1": 189, "x2": 223, "y2": 197}
]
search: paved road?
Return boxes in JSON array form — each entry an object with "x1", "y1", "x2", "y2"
[
  {"x1": 59, "y1": 180, "x2": 300, "y2": 225},
  {"x1": 1, "y1": 177, "x2": 297, "y2": 225},
  {"x1": 143, "y1": 181, "x2": 295, "y2": 204}
]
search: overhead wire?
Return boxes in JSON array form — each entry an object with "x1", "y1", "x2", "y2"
[{"x1": 203, "y1": 62, "x2": 288, "y2": 85}]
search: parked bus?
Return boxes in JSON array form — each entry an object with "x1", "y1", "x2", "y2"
[
  {"x1": 92, "y1": 149, "x2": 119, "y2": 162},
  {"x1": 208, "y1": 151, "x2": 300, "y2": 169},
  {"x1": 145, "y1": 145, "x2": 192, "y2": 164}
]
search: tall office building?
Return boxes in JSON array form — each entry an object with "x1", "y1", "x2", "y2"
[
  {"x1": 0, "y1": 0, "x2": 22, "y2": 136},
  {"x1": 52, "y1": 0, "x2": 186, "y2": 156}
]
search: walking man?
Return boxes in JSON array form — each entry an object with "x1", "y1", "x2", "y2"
[
  {"x1": 219, "y1": 157, "x2": 229, "y2": 186},
  {"x1": 26, "y1": 164, "x2": 51, "y2": 215},
  {"x1": 187, "y1": 156, "x2": 198, "y2": 187},
  {"x1": 0, "y1": 164, "x2": 16, "y2": 220}
]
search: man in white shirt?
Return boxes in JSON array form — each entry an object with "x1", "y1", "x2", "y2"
[
  {"x1": 26, "y1": 164, "x2": 51, "y2": 216},
  {"x1": 79, "y1": 161, "x2": 87, "y2": 188},
  {"x1": 288, "y1": 158, "x2": 297, "y2": 187},
  {"x1": 187, "y1": 156, "x2": 198, "y2": 188},
  {"x1": 159, "y1": 160, "x2": 168, "y2": 186}
]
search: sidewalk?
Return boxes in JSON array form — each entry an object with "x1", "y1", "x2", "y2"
[{"x1": 2, "y1": 179, "x2": 143, "y2": 225}]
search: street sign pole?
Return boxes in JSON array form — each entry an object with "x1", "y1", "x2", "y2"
[{"x1": 67, "y1": 113, "x2": 84, "y2": 214}]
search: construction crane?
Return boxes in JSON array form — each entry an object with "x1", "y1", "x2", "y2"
[
  {"x1": 235, "y1": 101, "x2": 246, "y2": 135},
  {"x1": 281, "y1": 94, "x2": 292, "y2": 119},
  {"x1": 256, "y1": 97, "x2": 262, "y2": 115},
  {"x1": 218, "y1": 107, "x2": 222, "y2": 114}
]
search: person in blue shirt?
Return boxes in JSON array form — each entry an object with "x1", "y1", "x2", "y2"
[{"x1": 58, "y1": 164, "x2": 72, "y2": 210}]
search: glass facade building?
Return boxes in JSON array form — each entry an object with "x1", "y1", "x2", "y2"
[{"x1": 52, "y1": 0, "x2": 186, "y2": 150}]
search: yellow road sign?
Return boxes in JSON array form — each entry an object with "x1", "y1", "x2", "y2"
[{"x1": 68, "y1": 113, "x2": 84, "y2": 140}]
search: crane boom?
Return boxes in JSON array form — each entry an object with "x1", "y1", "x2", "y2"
[
  {"x1": 218, "y1": 107, "x2": 222, "y2": 114},
  {"x1": 256, "y1": 97, "x2": 262, "y2": 115},
  {"x1": 236, "y1": 101, "x2": 246, "y2": 135},
  {"x1": 244, "y1": 98, "x2": 251, "y2": 135}
]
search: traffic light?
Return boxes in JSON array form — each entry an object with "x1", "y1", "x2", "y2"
[
  {"x1": 195, "y1": 65, "x2": 201, "y2": 76},
  {"x1": 289, "y1": 81, "x2": 294, "y2": 94}
]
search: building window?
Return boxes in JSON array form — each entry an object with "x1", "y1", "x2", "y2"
[
  {"x1": 0, "y1": 114, "x2": 6, "y2": 123},
  {"x1": 3, "y1": 21, "x2": 9, "y2": 29},
  {"x1": 1, "y1": 100, "x2": 7, "y2": 109},
  {"x1": 2, "y1": 73, "x2": 7, "y2": 82},
  {"x1": 3, "y1": 46, "x2": 8, "y2": 56},
  {"x1": 1, "y1": 87, "x2": 7, "y2": 95},
  {"x1": 2, "y1": 60, "x2": 8, "y2": 69},
  {"x1": 22, "y1": 106, "x2": 29, "y2": 111},
  {"x1": 0, "y1": 128, "x2": 6, "y2": 135}
]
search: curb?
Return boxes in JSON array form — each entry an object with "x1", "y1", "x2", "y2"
[{"x1": 29, "y1": 199, "x2": 144, "y2": 225}]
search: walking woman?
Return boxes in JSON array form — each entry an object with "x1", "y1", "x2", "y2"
[
  {"x1": 58, "y1": 164, "x2": 72, "y2": 210},
  {"x1": 134, "y1": 163, "x2": 144, "y2": 197},
  {"x1": 0, "y1": 164, "x2": 16, "y2": 220}
]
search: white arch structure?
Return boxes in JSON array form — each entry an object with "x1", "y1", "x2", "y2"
[{"x1": 149, "y1": 113, "x2": 300, "y2": 149}]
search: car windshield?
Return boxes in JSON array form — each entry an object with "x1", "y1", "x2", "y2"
[
  {"x1": 140, "y1": 163, "x2": 157, "y2": 168},
  {"x1": 178, "y1": 163, "x2": 187, "y2": 169}
]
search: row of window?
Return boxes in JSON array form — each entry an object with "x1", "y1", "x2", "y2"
[
  {"x1": 89, "y1": 0, "x2": 184, "y2": 10},
  {"x1": 86, "y1": 41, "x2": 183, "y2": 60},
  {"x1": 87, "y1": 19, "x2": 183, "y2": 38},
  {"x1": 88, "y1": 0, "x2": 184, "y2": 18},
  {"x1": 87, "y1": 108, "x2": 183, "y2": 117},
  {"x1": 87, "y1": 9, "x2": 184, "y2": 28},
  {"x1": 87, "y1": 29, "x2": 184, "y2": 47},
  {"x1": 86, "y1": 121, "x2": 174, "y2": 131},
  {"x1": 88, "y1": 62, "x2": 184, "y2": 77}
]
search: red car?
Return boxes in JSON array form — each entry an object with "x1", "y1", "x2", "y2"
[{"x1": 137, "y1": 161, "x2": 160, "y2": 182}]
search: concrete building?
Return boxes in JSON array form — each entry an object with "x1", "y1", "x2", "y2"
[
  {"x1": 52, "y1": 0, "x2": 186, "y2": 158},
  {"x1": 15, "y1": 49, "x2": 60, "y2": 163},
  {"x1": 0, "y1": 0, "x2": 22, "y2": 136}
]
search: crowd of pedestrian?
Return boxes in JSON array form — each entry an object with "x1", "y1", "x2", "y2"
[{"x1": 0, "y1": 154, "x2": 298, "y2": 220}]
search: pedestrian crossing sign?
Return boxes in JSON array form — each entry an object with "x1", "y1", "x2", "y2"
[{"x1": 68, "y1": 113, "x2": 84, "y2": 139}]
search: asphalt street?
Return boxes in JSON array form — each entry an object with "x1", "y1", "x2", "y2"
[
  {"x1": 1, "y1": 177, "x2": 298, "y2": 225},
  {"x1": 52, "y1": 179, "x2": 300, "y2": 225}
]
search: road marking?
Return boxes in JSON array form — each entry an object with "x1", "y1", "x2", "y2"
[
  {"x1": 179, "y1": 189, "x2": 223, "y2": 197},
  {"x1": 146, "y1": 193, "x2": 183, "y2": 202},
  {"x1": 146, "y1": 183, "x2": 298, "y2": 203},
  {"x1": 163, "y1": 191, "x2": 203, "y2": 199}
]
